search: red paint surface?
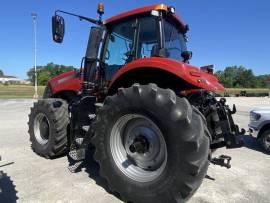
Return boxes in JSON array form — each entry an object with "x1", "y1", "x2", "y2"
[
  {"x1": 48, "y1": 70, "x2": 81, "y2": 95},
  {"x1": 110, "y1": 57, "x2": 224, "y2": 91},
  {"x1": 49, "y1": 57, "x2": 224, "y2": 96}
]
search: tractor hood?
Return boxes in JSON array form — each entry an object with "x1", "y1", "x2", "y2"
[
  {"x1": 110, "y1": 57, "x2": 225, "y2": 91},
  {"x1": 48, "y1": 70, "x2": 81, "y2": 94}
]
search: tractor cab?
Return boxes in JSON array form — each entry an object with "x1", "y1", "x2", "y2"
[
  {"x1": 102, "y1": 8, "x2": 190, "y2": 80},
  {"x1": 101, "y1": 9, "x2": 190, "y2": 80},
  {"x1": 52, "y1": 4, "x2": 192, "y2": 95}
]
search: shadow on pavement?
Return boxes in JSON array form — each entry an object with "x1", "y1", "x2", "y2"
[
  {"x1": 242, "y1": 135, "x2": 269, "y2": 154},
  {"x1": 0, "y1": 171, "x2": 18, "y2": 202},
  {"x1": 67, "y1": 147, "x2": 122, "y2": 201},
  {"x1": 67, "y1": 135, "x2": 270, "y2": 202},
  {"x1": 0, "y1": 162, "x2": 14, "y2": 168}
]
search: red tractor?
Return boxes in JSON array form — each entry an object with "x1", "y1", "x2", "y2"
[{"x1": 28, "y1": 4, "x2": 244, "y2": 203}]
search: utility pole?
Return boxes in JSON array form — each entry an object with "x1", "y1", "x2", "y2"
[
  {"x1": 267, "y1": 78, "x2": 270, "y2": 98},
  {"x1": 31, "y1": 12, "x2": 38, "y2": 99}
]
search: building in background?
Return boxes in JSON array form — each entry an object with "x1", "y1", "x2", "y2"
[{"x1": 0, "y1": 75, "x2": 30, "y2": 85}]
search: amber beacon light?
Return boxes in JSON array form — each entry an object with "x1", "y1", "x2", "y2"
[{"x1": 97, "y1": 3, "x2": 104, "y2": 15}]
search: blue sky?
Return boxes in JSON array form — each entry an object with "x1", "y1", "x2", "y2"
[{"x1": 0, "y1": 0, "x2": 269, "y2": 79}]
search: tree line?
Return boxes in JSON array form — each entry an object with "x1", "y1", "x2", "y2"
[
  {"x1": 27, "y1": 63, "x2": 75, "y2": 85},
  {"x1": 2, "y1": 64, "x2": 269, "y2": 88},
  {"x1": 215, "y1": 66, "x2": 269, "y2": 88}
]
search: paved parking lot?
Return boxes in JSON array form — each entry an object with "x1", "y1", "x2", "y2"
[{"x1": 0, "y1": 98, "x2": 270, "y2": 203}]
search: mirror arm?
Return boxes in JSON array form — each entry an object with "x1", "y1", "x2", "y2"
[{"x1": 55, "y1": 10, "x2": 102, "y2": 25}]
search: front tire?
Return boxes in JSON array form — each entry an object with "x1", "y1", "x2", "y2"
[
  {"x1": 43, "y1": 84, "x2": 52, "y2": 99},
  {"x1": 91, "y1": 84, "x2": 210, "y2": 203},
  {"x1": 28, "y1": 99, "x2": 69, "y2": 158}
]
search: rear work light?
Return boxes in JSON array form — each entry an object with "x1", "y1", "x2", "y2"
[
  {"x1": 200, "y1": 65, "x2": 214, "y2": 74},
  {"x1": 168, "y1": 6, "x2": 175, "y2": 14}
]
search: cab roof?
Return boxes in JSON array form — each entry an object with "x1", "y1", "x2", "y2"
[{"x1": 105, "y1": 4, "x2": 186, "y2": 31}]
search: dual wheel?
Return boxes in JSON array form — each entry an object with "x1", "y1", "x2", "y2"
[{"x1": 28, "y1": 84, "x2": 210, "y2": 203}]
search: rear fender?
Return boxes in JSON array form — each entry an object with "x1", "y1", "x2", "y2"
[{"x1": 108, "y1": 57, "x2": 224, "y2": 93}]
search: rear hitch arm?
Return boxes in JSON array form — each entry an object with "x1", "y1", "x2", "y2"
[
  {"x1": 218, "y1": 98, "x2": 245, "y2": 148},
  {"x1": 229, "y1": 104, "x2": 236, "y2": 114},
  {"x1": 210, "y1": 155, "x2": 231, "y2": 169}
]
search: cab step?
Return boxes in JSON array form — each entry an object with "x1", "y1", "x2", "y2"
[
  {"x1": 68, "y1": 160, "x2": 83, "y2": 173},
  {"x1": 68, "y1": 148, "x2": 85, "y2": 161}
]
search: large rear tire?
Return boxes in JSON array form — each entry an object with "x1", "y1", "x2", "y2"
[
  {"x1": 91, "y1": 84, "x2": 210, "y2": 203},
  {"x1": 28, "y1": 99, "x2": 69, "y2": 158}
]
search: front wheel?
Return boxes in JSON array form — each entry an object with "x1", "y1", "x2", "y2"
[
  {"x1": 28, "y1": 99, "x2": 69, "y2": 158},
  {"x1": 43, "y1": 84, "x2": 52, "y2": 99},
  {"x1": 260, "y1": 129, "x2": 270, "y2": 153},
  {"x1": 91, "y1": 84, "x2": 210, "y2": 203}
]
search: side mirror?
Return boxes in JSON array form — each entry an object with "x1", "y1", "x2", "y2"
[{"x1": 52, "y1": 15, "x2": 65, "y2": 43}]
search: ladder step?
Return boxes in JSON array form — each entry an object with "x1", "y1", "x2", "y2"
[
  {"x1": 82, "y1": 125, "x2": 90, "y2": 132},
  {"x1": 68, "y1": 149, "x2": 85, "y2": 161},
  {"x1": 95, "y1": 103, "x2": 103, "y2": 108},
  {"x1": 75, "y1": 138, "x2": 84, "y2": 145},
  {"x1": 68, "y1": 161, "x2": 83, "y2": 173},
  {"x1": 88, "y1": 114, "x2": 96, "y2": 120}
]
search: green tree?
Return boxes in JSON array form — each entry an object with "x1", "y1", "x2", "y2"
[
  {"x1": 255, "y1": 75, "x2": 270, "y2": 88},
  {"x1": 0, "y1": 69, "x2": 3, "y2": 77},
  {"x1": 27, "y1": 63, "x2": 75, "y2": 85},
  {"x1": 233, "y1": 67, "x2": 256, "y2": 88},
  {"x1": 215, "y1": 66, "x2": 258, "y2": 88}
]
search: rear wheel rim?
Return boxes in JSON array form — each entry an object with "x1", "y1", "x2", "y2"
[
  {"x1": 34, "y1": 113, "x2": 50, "y2": 145},
  {"x1": 110, "y1": 114, "x2": 167, "y2": 183}
]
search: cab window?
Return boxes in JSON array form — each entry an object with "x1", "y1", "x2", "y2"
[
  {"x1": 103, "y1": 19, "x2": 136, "y2": 80},
  {"x1": 137, "y1": 17, "x2": 159, "y2": 58},
  {"x1": 164, "y1": 19, "x2": 187, "y2": 61}
]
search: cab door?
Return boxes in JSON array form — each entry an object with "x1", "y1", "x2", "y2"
[{"x1": 102, "y1": 18, "x2": 137, "y2": 82}]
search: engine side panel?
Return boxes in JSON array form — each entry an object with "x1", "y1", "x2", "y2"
[{"x1": 48, "y1": 70, "x2": 81, "y2": 95}]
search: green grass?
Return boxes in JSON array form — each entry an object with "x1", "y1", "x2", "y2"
[
  {"x1": 225, "y1": 88, "x2": 269, "y2": 94},
  {"x1": 0, "y1": 85, "x2": 269, "y2": 99},
  {"x1": 216, "y1": 88, "x2": 269, "y2": 96},
  {"x1": 0, "y1": 84, "x2": 45, "y2": 99}
]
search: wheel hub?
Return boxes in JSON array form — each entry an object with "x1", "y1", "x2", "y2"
[
  {"x1": 110, "y1": 114, "x2": 167, "y2": 182},
  {"x1": 129, "y1": 135, "x2": 149, "y2": 154}
]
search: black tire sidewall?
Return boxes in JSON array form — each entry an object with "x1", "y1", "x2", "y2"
[
  {"x1": 28, "y1": 99, "x2": 68, "y2": 158},
  {"x1": 93, "y1": 85, "x2": 210, "y2": 202},
  {"x1": 43, "y1": 85, "x2": 52, "y2": 99},
  {"x1": 29, "y1": 103, "x2": 56, "y2": 154},
  {"x1": 261, "y1": 130, "x2": 270, "y2": 153}
]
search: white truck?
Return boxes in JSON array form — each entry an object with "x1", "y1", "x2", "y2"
[{"x1": 249, "y1": 107, "x2": 270, "y2": 153}]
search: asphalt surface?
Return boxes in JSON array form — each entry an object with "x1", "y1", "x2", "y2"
[{"x1": 0, "y1": 98, "x2": 270, "y2": 203}]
